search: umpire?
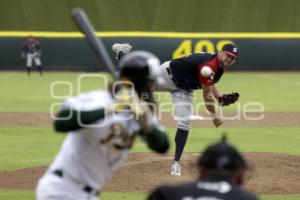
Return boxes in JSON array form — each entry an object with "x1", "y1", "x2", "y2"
[{"x1": 147, "y1": 136, "x2": 259, "y2": 200}]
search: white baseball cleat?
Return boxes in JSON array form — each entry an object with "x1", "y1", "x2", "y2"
[
  {"x1": 112, "y1": 43, "x2": 132, "y2": 54},
  {"x1": 170, "y1": 161, "x2": 181, "y2": 176}
]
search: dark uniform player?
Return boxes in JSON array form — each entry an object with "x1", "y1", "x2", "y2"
[
  {"x1": 112, "y1": 43, "x2": 240, "y2": 176},
  {"x1": 147, "y1": 136, "x2": 259, "y2": 200},
  {"x1": 22, "y1": 35, "x2": 43, "y2": 76},
  {"x1": 166, "y1": 44, "x2": 240, "y2": 175}
]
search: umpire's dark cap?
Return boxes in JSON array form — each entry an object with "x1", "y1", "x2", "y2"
[
  {"x1": 222, "y1": 43, "x2": 238, "y2": 59},
  {"x1": 198, "y1": 136, "x2": 247, "y2": 171}
]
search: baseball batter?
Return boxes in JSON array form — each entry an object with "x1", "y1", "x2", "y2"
[
  {"x1": 22, "y1": 35, "x2": 43, "y2": 76},
  {"x1": 36, "y1": 51, "x2": 169, "y2": 200},
  {"x1": 113, "y1": 43, "x2": 240, "y2": 176}
]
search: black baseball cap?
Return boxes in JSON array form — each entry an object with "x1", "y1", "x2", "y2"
[
  {"x1": 222, "y1": 43, "x2": 238, "y2": 59},
  {"x1": 198, "y1": 136, "x2": 247, "y2": 171}
]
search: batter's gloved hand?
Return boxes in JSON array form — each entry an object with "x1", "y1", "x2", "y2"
[
  {"x1": 113, "y1": 87, "x2": 135, "y2": 112},
  {"x1": 218, "y1": 92, "x2": 239, "y2": 106},
  {"x1": 112, "y1": 86, "x2": 147, "y2": 115},
  {"x1": 112, "y1": 86, "x2": 153, "y2": 132},
  {"x1": 136, "y1": 102, "x2": 153, "y2": 133}
]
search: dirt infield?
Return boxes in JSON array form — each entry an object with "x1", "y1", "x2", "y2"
[
  {"x1": 1, "y1": 152, "x2": 300, "y2": 194},
  {"x1": 0, "y1": 112, "x2": 299, "y2": 127},
  {"x1": 1, "y1": 112, "x2": 299, "y2": 195},
  {"x1": 0, "y1": 112, "x2": 50, "y2": 127}
]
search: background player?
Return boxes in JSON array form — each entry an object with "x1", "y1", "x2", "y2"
[
  {"x1": 147, "y1": 135, "x2": 259, "y2": 200},
  {"x1": 113, "y1": 43, "x2": 240, "y2": 176},
  {"x1": 36, "y1": 51, "x2": 169, "y2": 200},
  {"x1": 22, "y1": 35, "x2": 43, "y2": 76}
]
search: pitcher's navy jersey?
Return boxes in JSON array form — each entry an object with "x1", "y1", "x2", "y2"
[
  {"x1": 169, "y1": 53, "x2": 224, "y2": 90},
  {"x1": 148, "y1": 176, "x2": 259, "y2": 200},
  {"x1": 23, "y1": 38, "x2": 40, "y2": 53}
]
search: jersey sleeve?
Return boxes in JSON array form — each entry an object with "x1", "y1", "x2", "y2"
[
  {"x1": 198, "y1": 56, "x2": 219, "y2": 86},
  {"x1": 22, "y1": 40, "x2": 28, "y2": 51},
  {"x1": 138, "y1": 113, "x2": 169, "y2": 153},
  {"x1": 55, "y1": 90, "x2": 113, "y2": 136},
  {"x1": 35, "y1": 39, "x2": 41, "y2": 50},
  {"x1": 53, "y1": 108, "x2": 106, "y2": 132}
]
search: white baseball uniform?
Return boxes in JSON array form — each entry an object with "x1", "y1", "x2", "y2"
[
  {"x1": 26, "y1": 52, "x2": 42, "y2": 67},
  {"x1": 155, "y1": 61, "x2": 193, "y2": 131},
  {"x1": 23, "y1": 38, "x2": 42, "y2": 68},
  {"x1": 36, "y1": 90, "x2": 158, "y2": 200}
]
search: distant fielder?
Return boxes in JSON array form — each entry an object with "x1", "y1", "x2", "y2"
[
  {"x1": 113, "y1": 43, "x2": 240, "y2": 176},
  {"x1": 22, "y1": 35, "x2": 43, "y2": 76}
]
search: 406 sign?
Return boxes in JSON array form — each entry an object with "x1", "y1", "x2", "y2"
[{"x1": 172, "y1": 39, "x2": 235, "y2": 59}]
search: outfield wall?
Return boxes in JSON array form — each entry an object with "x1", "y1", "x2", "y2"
[
  {"x1": 1, "y1": 32, "x2": 300, "y2": 71},
  {"x1": 1, "y1": 0, "x2": 300, "y2": 32}
]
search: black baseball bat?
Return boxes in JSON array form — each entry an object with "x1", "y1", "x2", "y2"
[{"x1": 71, "y1": 8, "x2": 119, "y2": 79}]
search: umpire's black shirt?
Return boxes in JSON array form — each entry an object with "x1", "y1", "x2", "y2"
[{"x1": 147, "y1": 175, "x2": 259, "y2": 200}]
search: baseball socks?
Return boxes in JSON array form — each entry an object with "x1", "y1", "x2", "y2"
[
  {"x1": 171, "y1": 129, "x2": 189, "y2": 176},
  {"x1": 174, "y1": 128, "x2": 189, "y2": 161},
  {"x1": 27, "y1": 67, "x2": 31, "y2": 76},
  {"x1": 38, "y1": 65, "x2": 43, "y2": 76}
]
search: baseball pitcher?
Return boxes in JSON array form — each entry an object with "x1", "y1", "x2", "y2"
[
  {"x1": 36, "y1": 51, "x2": 169, "y2": 200},
  {"x1": 113, "y1": 43, "x2": 240, "y2": 176},
  {"x1": 22, "y1": 35, "x2": 43, "y2": 76}
]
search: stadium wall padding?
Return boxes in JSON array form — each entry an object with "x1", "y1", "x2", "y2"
[
  {"x1": 1, "y1": 0, "x2": 300, "y2": 32},
  {"x1": 1, "y1": 35, "x2": 299, "y2": 71}
]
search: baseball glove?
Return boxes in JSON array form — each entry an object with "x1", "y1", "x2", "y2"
[{"x1": 218, "y1": 92, "x2": 239, "y2": 106}]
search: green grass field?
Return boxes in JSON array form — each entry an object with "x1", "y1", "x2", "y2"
[
  {"x1": 1, "y1": 72, "x2": 299, "y2": 112},
  {"x1": 1, "y1": 189, "x2": 300, "y2": 200},
  {"x1": 0, "y1": 72, "x2": 300, "y2": 199}
]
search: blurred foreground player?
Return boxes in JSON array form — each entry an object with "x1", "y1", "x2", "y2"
[
  {"x1": 147, "y1": 136, "x2": 259, "y2": 200},
  {"x1": 35, "y1": 51, "x2": 169, "y2": 200}
]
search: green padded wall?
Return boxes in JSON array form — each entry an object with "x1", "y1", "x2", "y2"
[{"x1": 0, "y1": 0, "x2": 300, "y2": 32}]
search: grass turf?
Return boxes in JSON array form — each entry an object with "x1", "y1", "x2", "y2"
[
  {"x1": 156, "y1": 72, "x2": 300, "y2": 112},
  {"x1": 0, "y1": 127, "x2": 64, "y2": 170},
  {"x1": 0, "y1": 72, "x2": 111, "y2": 112},
  {"x1": 0, "y1": 190, "x2": 300, "y2": 200},
  {"x1": 0, "y1": 72, "x2": 299, "y2": 112},
  {"x1": 1, "y1": 126, "x2": 299, "y2": 171},
  {"x1": 0, "y1": 72, "x2": 299, "y2": 199}
]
